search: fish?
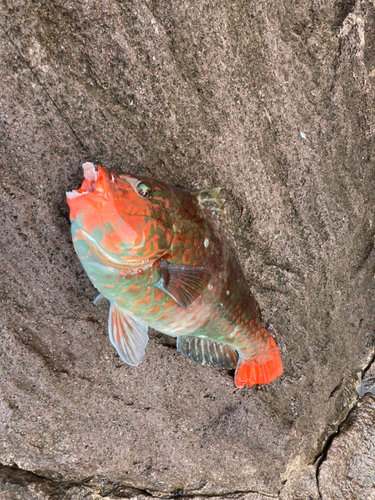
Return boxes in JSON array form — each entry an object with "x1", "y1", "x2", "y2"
[{"x1": 66, "y1": 162, "x2": 283, "y2": 388}]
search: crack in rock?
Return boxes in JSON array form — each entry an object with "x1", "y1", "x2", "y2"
[
  {"x1": 161, "y1": 489, "x2": 279, "y2": 499},
  {"x1": 314, "y1": 349, "x2": 375, "y2": 499},
  {"x1": 0, "y1": 463, "x2": 279, "y2": 499},
  {"x1": 0, "y1": 463, "x2": 153, "y2": 498}
]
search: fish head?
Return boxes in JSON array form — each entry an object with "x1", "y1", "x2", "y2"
[{"x1": 66, "y1": 163, "x2": 178, "y2": 268}]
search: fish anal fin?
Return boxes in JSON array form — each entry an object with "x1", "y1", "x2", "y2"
[
  {"x1": 108, "y1": 302, "x2": 149, "y2": 366},
  {"x1": 156, "y1": 261, "x2": 210, "y2": 309},
  {"x1": 177, "y1": 335, "x2": 238, "y2": 370},
  {"x1": 235, "y1": 337, "x2": 283, "y2": 388}
]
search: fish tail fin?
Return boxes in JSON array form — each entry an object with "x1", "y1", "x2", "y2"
[{"x1": 235, "y1": 332, "x2": 283, "y2": 388}]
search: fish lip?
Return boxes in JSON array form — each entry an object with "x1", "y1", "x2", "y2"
[{"x1": 66, "y1": 162, "x2": 98, "y2": 200}]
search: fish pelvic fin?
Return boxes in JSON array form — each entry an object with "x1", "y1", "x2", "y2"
[
  {"x1": 235, "y1": 335, "x2": 283, "y2": 388},
  {"x1": 108, "y1": 302, "x2": 149, "y2": 366}
]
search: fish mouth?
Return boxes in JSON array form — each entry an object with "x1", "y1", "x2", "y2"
[{"x1": 66, "y1": 162, "x2": 98, "y2": 200}]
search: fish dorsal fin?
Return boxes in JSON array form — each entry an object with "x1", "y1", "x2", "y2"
[
  {"x1": 108, "y1": 303, "x2": 149, "y2": 366},
  {"x1": 155, "y1": 261, "x2": 211, "y2": 310},
  {"x1": 195, "y1": 187, "x2": 226, "y2": 223},
  {"x1": 177, "y1": 335, "x2": 238, "y2": 370}
]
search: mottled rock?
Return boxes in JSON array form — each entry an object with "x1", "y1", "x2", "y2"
[
  {"x1": 0, "y1": 0, "x2": 375, "y2": 497},
  {"x1": 357, "y1": 356, "x2": 375, "y2": 397},
  {"x1": 279, "y1": 465, "x2": 319, "y2": 500},
  {"x1": 0, "y1": 465, "x2": 101, "y2": 500},
  {"x1": 0, "y1": 465, "x2": 272, "y2": 499},
  {"x1": 319, "y1": 396, "x2": 375, "y2": 500}
]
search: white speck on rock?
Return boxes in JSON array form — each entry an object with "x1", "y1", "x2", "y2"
[
  {"x1": 208, "y1": 284, "x2": 213, "y2": 291},
  {"x1": 204, "y1": 238, "x2": 209, "y2": 248},
  {"x1": 300, "y1": 131, "x2": 307, "y2": 140}
]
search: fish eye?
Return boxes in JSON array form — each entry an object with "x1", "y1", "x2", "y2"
[{"x1": 136, "y1": 181, "x2": 152, "y2": 199}]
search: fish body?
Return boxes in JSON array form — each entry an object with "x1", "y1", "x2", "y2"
[{"x1": 66, "y1": 163, "x2": 282, "y2": 387}]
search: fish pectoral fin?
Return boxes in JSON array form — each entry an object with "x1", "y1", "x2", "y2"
[
  {"x1": 108, "y1": 302, "x2": 149, "y2": 366},
  {"x1": 177, "y1": 335, "x2": 238, "y2": 370},
  {"x1": 93, "y1": 294, "x2": 109, "y2": 306},
  {"x1": 155, "y1": 261, "x2": 211, "y2": 309}
]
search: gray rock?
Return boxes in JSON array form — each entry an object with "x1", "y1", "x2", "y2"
[
  {"x1": 279, "y1": 465, "x2": 320, "y2": 500},
  {"x1": 0, "y1": 0, "x2": 374, "y2": 497},
  {"x1": 319, "y1": 396, "x2": 375, "y2": 500},
  {"x1": 0, "y1": 465, "x2": 101, "y2": 500}
]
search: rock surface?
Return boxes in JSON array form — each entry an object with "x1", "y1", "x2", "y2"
[
  {"x1": 319, "y1": 395, "x2": 375, "y2": 500},
  {"x1": 0, "y1": 0, "x2": 375, "y2": 498}
]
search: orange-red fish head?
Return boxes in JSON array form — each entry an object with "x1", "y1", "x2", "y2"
[{"x1": 66, "y1": 163, "x2": 177, "y2": 266}]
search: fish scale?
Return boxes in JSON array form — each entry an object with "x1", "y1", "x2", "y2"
[{"x1": 67, "y1": 163, "x2": 283, "y2": 387}]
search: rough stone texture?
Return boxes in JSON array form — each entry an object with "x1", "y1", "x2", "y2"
[
  {"x1": 0, "y1": 465, "x2": 103, "y2": 500},
  {"x1": 279, "y1": 465, "x2": 319, "y2": 500},
  {"x1": 0, "y1": 465, "x2": 269, "y2": 500},
  {"x1": 319, "y1": 395, "x2": 375, "y2": 500},
  {"x1": 0, "y1": 0, "x2": 375, "y2": 498}
]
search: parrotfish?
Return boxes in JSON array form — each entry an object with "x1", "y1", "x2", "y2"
[{"x1": 66, "y1": 163, "x2": 283, "y2": 388}]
